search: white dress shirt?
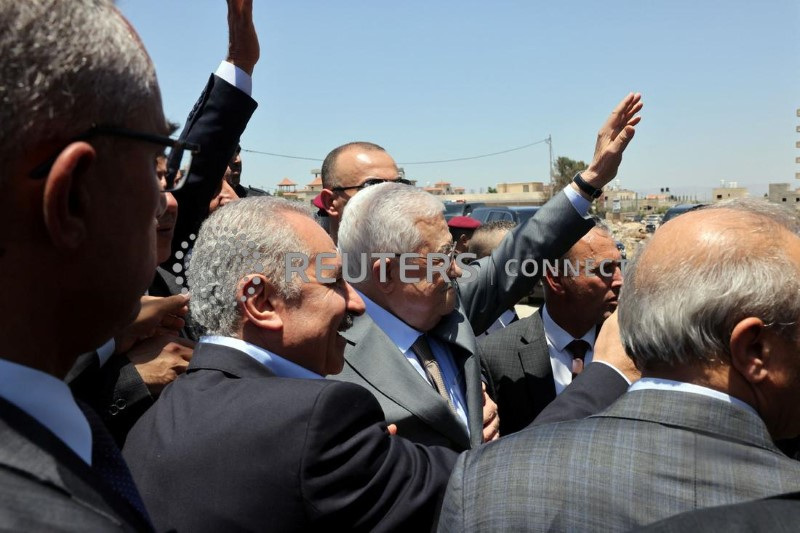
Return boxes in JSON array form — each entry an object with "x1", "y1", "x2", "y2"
[
  {"x1": 214, "y1": 61, "x2": 252, "y2": 96},
  {"x1": 629, "y1": 377, "x2": 758, "y2": 415},
  {"x1": 563, "y1": 185, "x2": 592, "y2": 216},
  {"x1": 541, "y1": 305, "x2": 598, "y2": 395},
  {"x1": 358, "y1": 292, "x2": 471, "y2": 433},
  {"x1": 201, "y1": 336, "x2": 323, "y2": 379},
  {"x1": 0, "y1": 358, "x2": 92, "y2": 465}
]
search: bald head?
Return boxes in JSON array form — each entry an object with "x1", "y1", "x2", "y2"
[
  {"x1": 319, "y1": 142, "x2": 400, "y2": 242},
  {"x1": 619, "y1": 201, "x2": 800, "y2": 372}
]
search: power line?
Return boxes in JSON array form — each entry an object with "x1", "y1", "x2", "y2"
[
  {"x1": 240, "y1": 137, "x2": 551, "y2": 166},
  {"x1": 400, "y1": 138, "x2": 550, "y2": 165},
  {"x1": 240, "y1": 149, "x2": 321, "y2": 162}
]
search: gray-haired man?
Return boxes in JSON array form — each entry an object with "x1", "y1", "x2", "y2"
[
  {"x1": 333, "y1": 94, "x2": 643, "y2": 451},
  {"x1": 123, "y1": 197, "x2": 459, "y2": 532}
]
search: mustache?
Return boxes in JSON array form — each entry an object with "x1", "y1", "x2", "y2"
[{"x1": 338, "y1": 313, "x2": 356, "y2": 333}]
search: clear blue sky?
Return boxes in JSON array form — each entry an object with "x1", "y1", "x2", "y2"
[{"x1": 119, "y1": 0, "x2": 799, "y2": 198}]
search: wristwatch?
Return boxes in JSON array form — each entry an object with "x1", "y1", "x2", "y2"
[{"x1": 573, "y1": 172, "x2": 603, "y2": 199}]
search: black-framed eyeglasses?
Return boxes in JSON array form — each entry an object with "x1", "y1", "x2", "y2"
[
  {"x1": 330, "y1": 177, "x2": 413, "y2": 192},
  {"x1": 29, "y1": 124, "x2": 200, "y2": 193}
]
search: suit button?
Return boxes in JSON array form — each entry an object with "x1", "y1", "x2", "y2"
[
  {"x1": 115, "y1": 399, "x2": 127, "y2": 410},
  {"x1": 108, "y1": 405, "x2": 119, "y2": 416}
]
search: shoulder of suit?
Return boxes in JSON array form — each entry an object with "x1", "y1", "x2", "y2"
[{"x1": 479, "y1": 312, "x2": 542, "y2": 347}]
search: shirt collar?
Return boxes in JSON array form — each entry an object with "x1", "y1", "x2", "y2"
[
  {"x1": 358, "y1": 290, "x2": 422, "y2": 353},
  {"x1": 200, "y1": 336, "x2": 322, "y2": 379},
  {"x1": 541, "y1": 305, "x2": 597, "y2": 352},
  {"x1": 0, "y1": 358, "x2": 92, "y2": 465},
  {"x1": 629, "y1": 377, "x2": 758, "y2": 416}
]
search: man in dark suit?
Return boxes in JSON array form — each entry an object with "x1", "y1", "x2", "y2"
[
  {"x1": 333, "y1": 93, "x2": 642, "y2": 450},
  {"x1": 124, "y1": 197, "x2": 459, "y2": 532},
  {"x1": 0, "y1": 0, "x2": 172, "y2": 529},
  {"x1": 438, "y1": 199, "x2": 800, "y2": 532},
  {"x1": 480, "y1": 223, "x2": 624, "y2": 434}
]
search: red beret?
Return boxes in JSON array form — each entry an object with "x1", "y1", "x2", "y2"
[{"x1": 448, "y1": 216, "x2": 481, "y2": 229}]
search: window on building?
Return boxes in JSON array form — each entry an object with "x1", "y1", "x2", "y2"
[
  {"x1": 716, "y1": 195, "x2": 722, "y2": 199},
  {"x1": 783, "y1": 198, "x2": 788, "y2": 202},
  {"x1": 523, "y1": 185, "x2": 529, "y2": 192}
]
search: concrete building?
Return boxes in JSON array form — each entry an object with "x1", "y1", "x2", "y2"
[
  {"x1": 495, "y1": 181, "x2": 545, "y2": 194},
  {"x1": 768, "y1": 183, "x2": 800, "y2": 208},
  {"x1": 712, "y1": 181, "x2": 748, "y2": 202}
]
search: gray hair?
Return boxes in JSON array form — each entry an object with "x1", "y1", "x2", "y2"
[
  {"x1": 619, "y1": 198, "x2": 800, "y2": 370},
  {"x1": 1, "y1": 0, "x2": 158, "y2": 174},
  {"x1": 338, "y1": 182, "x2": 444, "y2": 280},
  {"x1": 188, "y1": 197, "x2": 315, "y2": 337}
]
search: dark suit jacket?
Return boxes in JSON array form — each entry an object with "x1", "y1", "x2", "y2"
[
  {"x1": 167, "y1": 73, "x2": 258, "y2": 268},
  {"x1": 439, "y1": 389, "x2": 800, "y2": 532},
  {"x1": 531, "y1": 361, "x2": 630, "y2": 426},
  {"x1": 334, "y1": 191, "x2": 595, "y2": 450},
  {"x1": 123, "y1": 342, "x2": 459, "y2": 532},
  {"x1": 479, "y1": 310, "x2": 555, "y2": 435},
  {"x1": 638, "y1": 492, "x2": 800, "y2": 532},
  {"x1": 0, "y1": 397, "x2": 151, "y2": 532},
  {"x1": 67, "y1": 350, "x2": 152, "y2": 448}
]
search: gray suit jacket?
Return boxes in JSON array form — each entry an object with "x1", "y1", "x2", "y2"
[
  {"x1": 0, "y1": 398, "x2": 150, "y2": 532},
  {"x1": 638, "y1": 492, "x2": 800, "y2": 533},
  {"x1": 439, "y1": 389, "x2": 800, "y2": 532},
  {"x1": 479, "y1": 310, "x2": 555, "y2": 435},
  {"x1": 334, "y1": 192, "x2": 594, "y2": 450}
]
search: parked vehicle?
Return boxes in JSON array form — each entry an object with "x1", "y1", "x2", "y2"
[
  {"x1": 468, "y1": 205, "x2": 543, "y2": 225},
  {"x1": 662, "y1": 203, "x2": 708, "y2": 224},
  {"x1": 444, "y1": 201, "x2": 485, "y2": 221},
  {"x1": 469, "y1": 206, "x2": 516, "y2": 224},
  {"x1": 508, "y1": 206, "x2": 541, "y2": 226}
]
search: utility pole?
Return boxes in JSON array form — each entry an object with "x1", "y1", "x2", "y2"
[{"x1": 547, "y1": 134, "x2": 554, "y2": 184}]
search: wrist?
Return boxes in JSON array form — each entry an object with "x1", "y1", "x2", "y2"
[
  {"x1": 572, "y1": 172, "x2": 603, "y2": 200},
  {"x1": 580, "y1": 167, "x2": 601, "y2": 187},
  {"x1": 226, "y1": 57, "x2": 255, "y2": 76}
]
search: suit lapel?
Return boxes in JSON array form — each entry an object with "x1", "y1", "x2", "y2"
[
  {"x1": 342, "y1": 314, "x2": 472, "y2": 449},
  {"x1": 432, "y1": 308, "x2": 483, "y2": 448},
  {"x1": 517, "y1": 311, "x2": 556, "y2": 403}
]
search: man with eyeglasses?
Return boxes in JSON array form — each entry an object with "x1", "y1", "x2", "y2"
[
  {"x1": 333, "y1": 94, "x2": 642, "y2": 452},
  {"x1": 319, "y1": 141, "x2": 411, "y2": 243},
  {"x1": 0, "y1": 0, "x2": 173, "y2": 530}
]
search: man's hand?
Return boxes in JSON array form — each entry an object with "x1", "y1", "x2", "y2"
[
  {"x1": 578, "y1": 93, "x2": 643, "y2": 192},
  {"x1": 226, "y1": 0, "x2": 259, "y2": 76},
  {"x1": 126, "y1": 335, "x2": 195, "y2": 397},
  {"x1": 593, "y1": 310, "x2": 641, "y2": 383},
  {"x1": 115, "y1": 294, "x2": 190, "y2": 354},
  {"x1": 482, "y1": 383, "x2": 500, "y2": 443}
]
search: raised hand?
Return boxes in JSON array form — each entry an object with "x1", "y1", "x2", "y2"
[
  {"x1": 226, "y1": 0, "x2": 259, "y2": 76},
  {"x1": 581, "y1": 92, "x2": 643, "y2": 190}
]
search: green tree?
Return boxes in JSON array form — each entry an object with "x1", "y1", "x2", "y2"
[
  {"x1": 552, "y1": 156, "x2": 587, "y2": 189},
  {"x1": 487, "y1": 187, "x2": 497, "y2": 194}
]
